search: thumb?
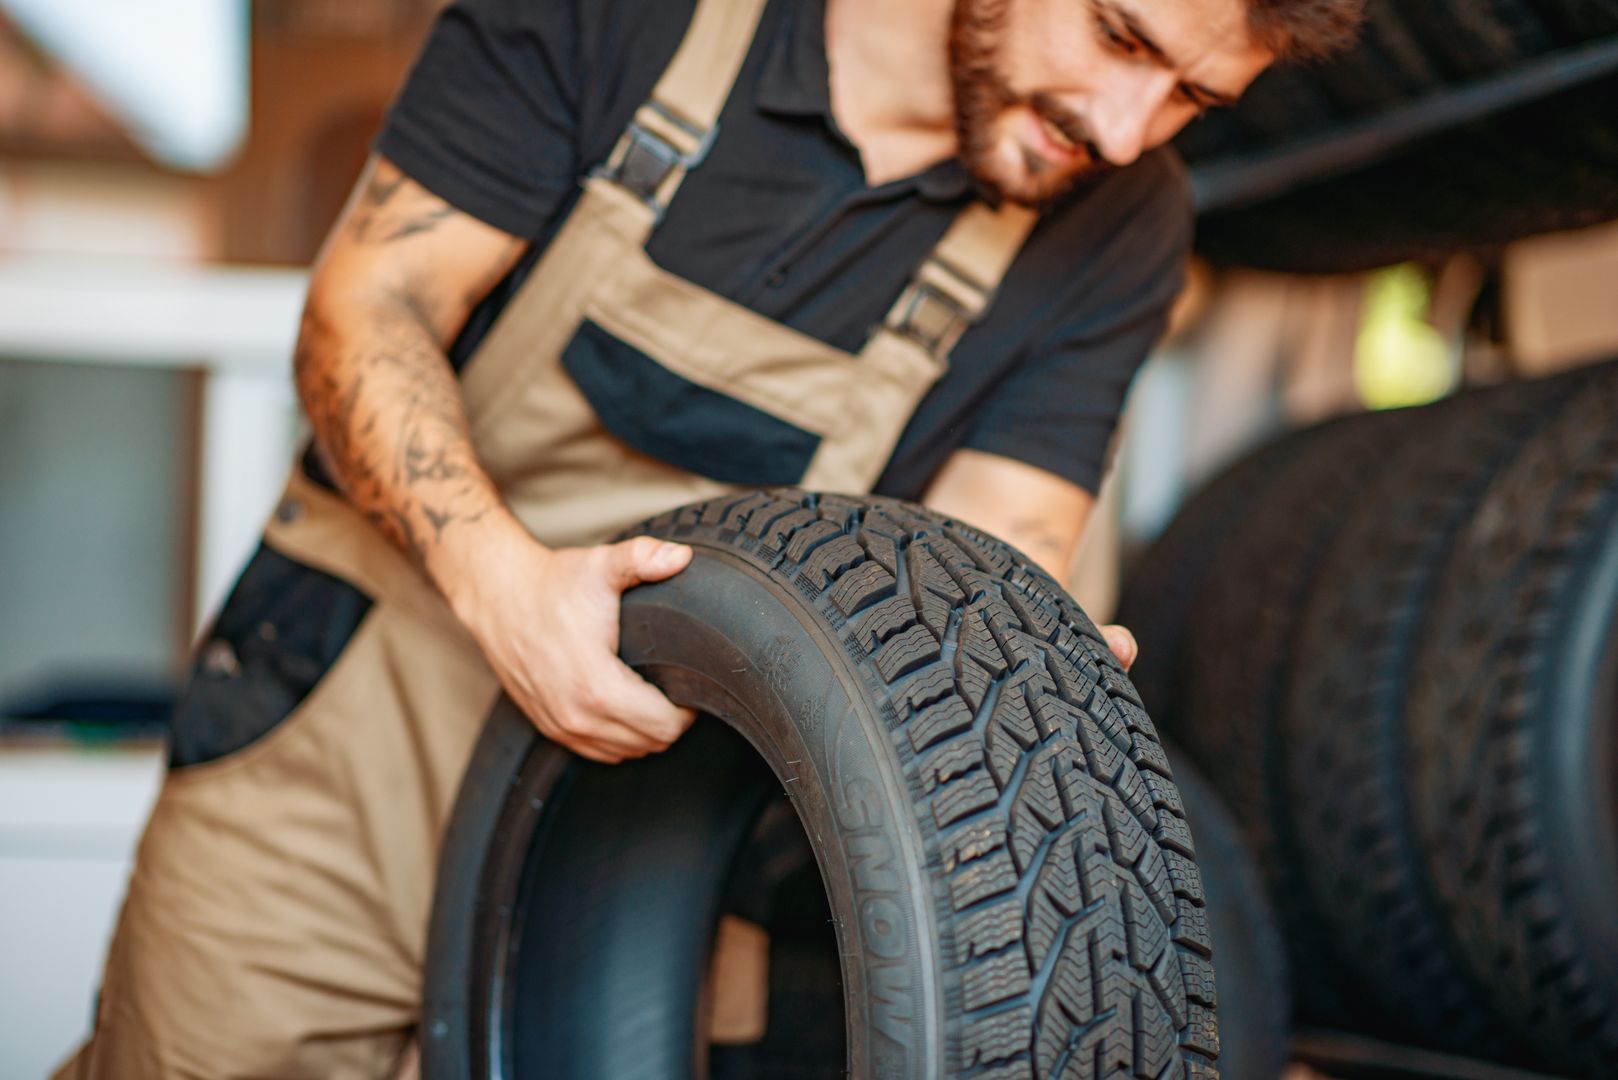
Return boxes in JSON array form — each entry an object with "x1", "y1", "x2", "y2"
[
  {"x1": 1101, "y1": 624, "x2": 1138, "y2": 672},
  {"x1": 603, "y1": 537, "x2": 692, "y2": 591}
]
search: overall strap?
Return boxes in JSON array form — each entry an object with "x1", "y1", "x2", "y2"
[
  {"x1": 592, "y1": 0, "x2": 771, "y2": 224},
  {"x1": 879, "y1": 201, "x2": 1041, "y2": 361}
]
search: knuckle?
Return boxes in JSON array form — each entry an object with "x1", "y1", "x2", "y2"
[{"x1": 555, "y1": 711, "x2": 593, "y2": 739}]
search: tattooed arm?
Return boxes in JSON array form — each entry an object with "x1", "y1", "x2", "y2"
[
  {"x1": 922, "y1": 448, "x2": 1138, "y2": 670},
  {"x1": 296, "y1": 156, "x2": 520, "y2": 563},
  {"x1": 295, "y1": 155, "x2": 696, "y2": 762}
]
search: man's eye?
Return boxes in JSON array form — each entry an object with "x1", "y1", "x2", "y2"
[
  {"x1": 1174, "y1": 84, "x2": 1209, "y2": 114},
  {"x1": 1096, "y1": 15, "x2": 1142, "y2": 55}
]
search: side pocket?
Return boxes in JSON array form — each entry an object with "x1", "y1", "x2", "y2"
[
  {"x1": 561, "y1": 318, "x2": 822, "y2": 485},
  {"x1": 168, "y1": 544, "x2": 372, "y2": 769}
]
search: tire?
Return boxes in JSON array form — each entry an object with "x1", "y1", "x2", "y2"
[
  {"x1": 1402, "y1": 361, "x2": 1618, "y2": 1073},
  {"x1": 1178, "y1": 2, "x2": 1618, "y2": 272},
  {"x1": 1167, "y1": 747, "x2": 1291, "y2": 1080},
  {"x1": 424, "y1": 491, "x2": 1220, "y2": 1080},
  {"x1": 1158, "y1": 403, "x2": 1432, "y2": 1023},
  {"x1": 1276, "y1": 369, "x2": 1592, "y2": 1056},
  {"x1": 1118, "y1": 424, "x2": 1318, "y2": 728},
  {"x1": 1177, "y1": 1, "x2": 1618, "y2": 165},
  {"x1": 1119, "y1": 415, "x2": 1368, "y2": 730},
  {"x1": 1190, "y1": 76, "x2": 1618, "y2": 273}
]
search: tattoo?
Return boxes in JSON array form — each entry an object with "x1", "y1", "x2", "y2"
[
  {"x1": 385, "y1": 506, "x2": 424, "y2": 563},
  {"x1": 394, "y1": 377, "x2": 479, "y2": 515},
  {"x1": 422, "y1": 503, "x2": 471, "y2": 542},
  {"x1": 295, "y1": 295, "x2": 499, "y2": 568},
  {"x1": 290, "y1": 162, "x2": 529, "y2": 567},
  {"x1": 350, "y1": 169, "x2": 454, "y2": 246},
  {"x1": 377, "y1": 207, "x2": 453, "y2": 244},
  {"x1": 386, "y1": 274, "x2": 446, "y2": 337},
  {"x1": 361, "y1": 172, "x2": 405, "y2": 209}
]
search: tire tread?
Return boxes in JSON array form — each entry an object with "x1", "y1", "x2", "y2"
[{"x1": 635, "y1": 492, "x2": 1217, "y2": 1078}]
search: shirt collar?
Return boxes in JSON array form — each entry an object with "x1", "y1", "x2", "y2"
[
  {"x1": 754, "y1": 0, "x2": 834, "y2": 120},
  {"x1": 754, "y1": 0, "x2": 977, "y2": 202}
]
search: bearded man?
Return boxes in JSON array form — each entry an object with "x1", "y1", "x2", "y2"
[{"x1": 58, "y1": 0, "x2": 1361, "y2": 1074}]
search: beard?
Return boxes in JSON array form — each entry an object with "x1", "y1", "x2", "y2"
[{"x1": 949, "y1": 0, "x2": 1110, "y2": 206}]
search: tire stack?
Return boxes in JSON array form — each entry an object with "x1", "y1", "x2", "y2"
[
  {"x1": 1120, "y1": 358, "x2": 1618, "y2": 1074},
  {"x1": 1177, "y1": 0, "x2": 1618, "y2": 272}
]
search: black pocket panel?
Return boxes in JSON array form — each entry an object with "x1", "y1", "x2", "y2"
[
  {"x1": 561, "y1": 319, "x2": 821, "y2": 485},
  {"x1": 168, "y1": 544, "x2": 372, "y2": 769}
]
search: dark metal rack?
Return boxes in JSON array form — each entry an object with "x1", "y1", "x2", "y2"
[
  {"x1": 1293, "y1": 1029, "x2": 1574, "y2": 1080},
  {"x1": 1191, "y1": 35, "x2": 1618, "y2": 213}
]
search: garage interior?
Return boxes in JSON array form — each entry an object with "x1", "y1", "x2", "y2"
[{"x1": 2, "y1": 0, "x2": 1617, "y2": 1077}]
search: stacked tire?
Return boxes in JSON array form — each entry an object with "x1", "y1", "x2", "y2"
[
  {"x1": 1121, "y1": 359, "x2": 1618, "y2": 1074},
  {"x1": 1177, "y1": 1, "x2": 1618, "y2": 271}
]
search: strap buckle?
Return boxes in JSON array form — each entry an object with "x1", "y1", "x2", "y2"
[
  {"x1": 884, "y1": 273, "x2": 980, "y2": 358},
  {"x1": 592, "y1": 101, "x2": 719, "y2": 219}
]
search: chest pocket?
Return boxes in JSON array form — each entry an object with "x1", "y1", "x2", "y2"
[
  {"x1": 454, "y1": 0, "x2": 1038, "y2": 537},
  {"x1": 562, "y1": 318, "x2": 821, "y2": 485}
]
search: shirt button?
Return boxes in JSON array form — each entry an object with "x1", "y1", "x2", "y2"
[
  {"x1": 766, "y1": 268, "x2": 787, "y2": 288},
  {"x1": 201, "y1": 640, "x2": 242, "y2": 678},
  {"x1": 275, "y1": 497, "x2": 303, "y2": 524}
]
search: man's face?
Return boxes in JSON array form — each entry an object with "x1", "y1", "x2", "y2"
[{"x1": 951, "y1": 0, "x2": 1274, "y2": 204}]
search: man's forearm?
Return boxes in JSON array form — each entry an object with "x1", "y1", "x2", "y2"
[
  {"x1": 922, "y1": 448, "x2": 1094, "y2": 587},
  {"x1": 293, "y1": 295, "x2": 510, "y2": 572},
  {"x1": 279, "y1": 156, "x2": 699, "y2": 763},
  {"x1": 290, "y1": 157, "x2": 530, "y2": 595}
]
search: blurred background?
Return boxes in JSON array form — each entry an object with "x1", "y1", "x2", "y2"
[
  {"x1": 0, "y1": 3, "x2": 441, "y2": 1072},
  {"x1": 1, "y1": 1, "x2": 1615, "y2": 1076}
]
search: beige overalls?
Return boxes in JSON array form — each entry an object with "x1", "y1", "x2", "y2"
[{"x1": 56, "y1": 0, "x2": 1036, "y2": 1075}]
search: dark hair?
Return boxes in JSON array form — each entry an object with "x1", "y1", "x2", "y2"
[{"x1": 1247, "y1": 0, "x2": 1367, "y2": 61}]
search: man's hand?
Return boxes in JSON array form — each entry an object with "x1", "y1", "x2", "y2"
[
  {"x1": 441, "y1": 520, "x2": 698, "y2": 763},
  {"x1": 296, "y1": 155, "x2": 700, "y2": 761},
  {"x1": 1100, "y1": 624, "x2": 1137, "y2": 672}
]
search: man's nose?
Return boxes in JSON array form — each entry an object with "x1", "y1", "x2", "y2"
[{"x1": 1089, "y1": 70, "x2": 1177, "y2": 167}]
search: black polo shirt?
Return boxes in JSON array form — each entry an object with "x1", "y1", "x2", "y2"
[{"x1": 375, "y1": 0, "x2": 1191, "y2": 497}]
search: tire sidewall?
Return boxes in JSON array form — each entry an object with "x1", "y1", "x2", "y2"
[
  {"x1": 619, "y1": 547, "x2": 945, "y2": 1079},
  {"x1": 1539, "y1": 486, "x2": 1618, "y2": 999},
  {"x1": 425, "y1": 546, "x2": 947, "y2": 1078}
]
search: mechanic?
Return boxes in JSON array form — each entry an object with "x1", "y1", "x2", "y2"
[{"x1": 57, "y1": 0, "x2": 1359, "y2": 1074}]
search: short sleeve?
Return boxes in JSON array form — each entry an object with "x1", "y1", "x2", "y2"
[
  {"x1": 375, "y1": 0, "x2": 582, "y2": 238},
  {"x1": 959, "y1": 149, "x2": 1193, "y2": 494}
]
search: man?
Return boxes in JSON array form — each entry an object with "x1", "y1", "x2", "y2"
[{"x1": 60, "y1": 0, "x2": 1360, "y2": 1074}]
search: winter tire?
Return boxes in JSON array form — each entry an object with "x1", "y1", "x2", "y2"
[
  {"x1": 1130, "y1": 402, "x2": 1427, "y2": 1024},
  {"x1": 424, "y1": 491, "x2": 1220, "y2": 1080},
  {"x1": 1119, "y1": 417, "x2": 1355, "y2": 728},
  {"x1": 1403, "y1": 361, "x2": 1618, "y2": 1073},
  {"x1": 1276, "y1": 369, "x2": 1592, "y2": 1056},
  {"x1": 1179, "y1": 3, "x2": 1618, "y2": 271}
]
